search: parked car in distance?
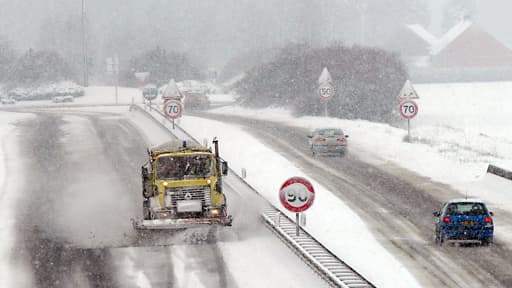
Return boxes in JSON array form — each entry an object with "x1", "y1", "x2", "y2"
[
  {"x1": 183, "y1": 91, "x2": 210, "y2": 110},
  {"x1": 52, "y1": 95, "x2": 74, "y2": 103},
  {"x1": 433, "y1": 198, "x2": 494, "y2": 246},
  {"x1": 307, "y1": 128, "x2": 349, "y2": 157},
  {"x1": 1, "y1": 97, "x2": 16, "y2": 104}
]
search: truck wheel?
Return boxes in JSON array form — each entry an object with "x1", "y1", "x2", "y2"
[
  {"x1": 143, "y1": 200, "x2": 151, "y2": 220},
  {"x1": 142, "y1": 188, "x2": 151, "y2": 198}
]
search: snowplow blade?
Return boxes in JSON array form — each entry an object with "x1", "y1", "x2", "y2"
[{"x1": 132, "y1": 216, "x2": 233, "y2": 230}]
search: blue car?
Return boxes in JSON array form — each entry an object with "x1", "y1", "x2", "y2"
[{"x1": 433, "y1": 199, "x2": 494, "y2": 246}]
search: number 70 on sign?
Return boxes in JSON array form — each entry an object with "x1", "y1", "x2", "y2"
[
  {"x1": 163, "y1": 100, "x2": 183, "y2": 120},
  {"x1": 399, "y1": 99, "x2": 418, "y2": 120}
]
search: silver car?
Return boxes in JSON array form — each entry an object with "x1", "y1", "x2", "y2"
[{"x1": 307, "y1": 128, "x2": 349, "y2": 157}]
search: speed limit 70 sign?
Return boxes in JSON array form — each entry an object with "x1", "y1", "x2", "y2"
[
  {"x1": 279, "y1": 177, "x2": 315, "y2": 213},
  {"x1": 399, "y1": 99, "x2": 418, "y2": 120},
  {"x1": 163, "y1": 100, "x2": 183, "y2": 120}
]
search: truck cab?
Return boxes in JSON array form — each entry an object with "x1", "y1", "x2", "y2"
[{"x1": 135, "y1": 139, "x2": 232, "y2": 230}]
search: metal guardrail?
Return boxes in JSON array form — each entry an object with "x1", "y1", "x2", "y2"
[
  {"x1": 487, "y1": 164, "x2": 512, "y2": 181},
  {"x1": 133, "y1": 103, "x2": 376, "y2": 288}
]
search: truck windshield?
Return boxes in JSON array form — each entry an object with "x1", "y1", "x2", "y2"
[{"x1": 156, "y1": 154, "x2": 213, "y2": 179}]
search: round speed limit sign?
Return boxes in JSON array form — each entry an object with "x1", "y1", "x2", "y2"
[
  {"x1": 319, "y1": 82, "x2": 334, "y2": 100},
  {"x1": 163, "y1": 100, "x2": 183, "y2": 120},
  {"x1": 279, "y1": 177, "x2": 315, "y2": 212},
  {"x1": 399, "y1": 99, "x2": 418, "y2": 120}
]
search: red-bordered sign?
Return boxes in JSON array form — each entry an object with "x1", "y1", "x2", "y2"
[
  {"x1": 399, "y1": 99, "x2": 418, "y2": 119},
  {"x1": 318, "y1": 82, "x2": 334, "y2": 100},
  {"x1": 279, "y1": 177, "x2": 315, "y2": 212},
  {"x1": 164, "y1": 100, "x2": 183, "y2": 119}
]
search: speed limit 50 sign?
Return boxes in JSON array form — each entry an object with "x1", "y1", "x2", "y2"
[
  {"x1": 399, "y1": 99, "x2": 418, "y2": 120},
  {"x1": 318, "y1": 82, "x2": 334, "y2": 100},
  {"x1": 163, "y1": 100, "x2": 183, "y2": 120},
  {"x1": 279, "y1": 177, "x2": 315, "y2": 213}
]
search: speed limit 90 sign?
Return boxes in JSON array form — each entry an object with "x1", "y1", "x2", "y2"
[
  {"x1": 163, "y1": 100, "x2": 183, "y2": 120},
  {"x1": 279, "y1": 177, "x2": 315, "y2": 212},
  {"x1": 399, "y1": 99, "x2": 418, "y2": 120}
]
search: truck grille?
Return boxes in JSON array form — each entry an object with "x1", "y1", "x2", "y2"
[{"x1": 165, "y1": 186, "x2": 211, "y2": 208}]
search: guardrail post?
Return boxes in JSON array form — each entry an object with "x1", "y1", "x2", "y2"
[{"x1": 275, "y1": 211, "x2": 281, "y2": 227}]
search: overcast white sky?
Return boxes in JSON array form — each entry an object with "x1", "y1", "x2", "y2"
[{"x1": 1, "y1": 0, "x2": 511, "y2": 68}]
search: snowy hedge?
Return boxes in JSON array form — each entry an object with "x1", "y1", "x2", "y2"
[{"x1": 235, "y1": 44, "x2": 407, "y2": 123}]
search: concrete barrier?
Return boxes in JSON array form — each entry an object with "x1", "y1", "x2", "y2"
[{"x1": 487, "y1": 164, "x2": 512, "y2": 181}]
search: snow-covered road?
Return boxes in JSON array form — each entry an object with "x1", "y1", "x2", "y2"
[{"x1": 0, "y1": 107, "x2": 324, "y2": 288}]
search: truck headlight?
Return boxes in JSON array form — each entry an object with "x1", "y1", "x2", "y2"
[{"x1": 208, "y1": 208, "x2": 221, "y2": 217}]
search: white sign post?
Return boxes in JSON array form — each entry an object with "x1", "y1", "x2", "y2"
[
  {"x1": 162, "y1": 79, "x2": 183, "y2": 101},
  {"x1": 398, "y1": 80, "x2": 419, "y2": 100},
  {"x1": 398, "y1": 79, "x2": 420, "y2": 141},
  {"x1": 142, "y1": 83, "x2": 158, "y2": 111},
  {"x1": 318, "y1": 67, "x2": 335, "y2": 117},
  {"x1": 279, "y1": 176, "x2": 315, "y2": 236},
  {"x1": 106, "y1": 56, "x2": 120, "y2": 104}
]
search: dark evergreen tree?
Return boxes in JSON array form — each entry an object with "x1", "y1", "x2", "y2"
[
  {"x1": 236, "y1": 44, "x2": 407, "y2": 124},
  {"x1": 122, "y1": 47, "x2": 201, "y2": 87},
  {"x1": 8, "y1": 49, "x2": 74, "y2": 84},
  {"x1": 0, "y1": 37, "x2": 16, "y2": 83}
]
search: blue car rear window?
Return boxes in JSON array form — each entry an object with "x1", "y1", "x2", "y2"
[{"x1": 446, "y1": 203, "x2": 487, "y2": 216}]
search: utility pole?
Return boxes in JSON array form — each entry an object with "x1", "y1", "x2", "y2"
[{"x1": 81, "y1": 0, "x2": 88, "y2": 86}]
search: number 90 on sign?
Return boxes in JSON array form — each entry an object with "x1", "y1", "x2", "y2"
[
  {"x1": 164, "y1": 100, "x2": 183, "y2": 119},
  {"x1": 279, "y1": 177, "x2": 315, "y2": 213},
  {"x1": 399, "y1": 99, "x2": 418, "y2": 120}
]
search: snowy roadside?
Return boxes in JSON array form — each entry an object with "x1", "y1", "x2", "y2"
[
  {"x1": 207, "y1": 81, "x2": 512, "y2": 213},
  {"x1": 205, "y1": 81, "x2": 512, "y2": 246},
  {"x1": 0, "y1": 111, "x2": 35, "y2": 288},
  {"x1": 173, "y1": 114, "x2": 422, "y2": 288}
]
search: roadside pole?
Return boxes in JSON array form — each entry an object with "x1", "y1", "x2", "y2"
[
  {"x1": 398, "y1": 80, "x2": 420, "y2": 142},
  {"x1": 318, "y1": 67, "x2": 335, "y2": 118},
  {"x1": 114, "y1": 55, "x2": 119, "y2": 104},
  {"x1": 408, "y1": 119, "x2": 410, "y2": 139}
]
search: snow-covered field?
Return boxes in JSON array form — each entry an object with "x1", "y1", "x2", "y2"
[{"x1": 1, "y1": 82, "x2": 512, "y2": 287}]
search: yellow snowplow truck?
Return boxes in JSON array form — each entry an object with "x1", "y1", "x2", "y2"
[{"x1": 132, "y1": 138, "x2": 233, "y2": 230}]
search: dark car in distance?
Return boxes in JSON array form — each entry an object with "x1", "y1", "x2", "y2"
[
  {"x1": 433, "y1": 199, "x2": 494, "y2": 246},
  {"x1": 307, "y1": 128, "x2": 349, "y2": 157}
]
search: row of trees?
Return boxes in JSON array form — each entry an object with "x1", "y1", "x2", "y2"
[
  {"x1": 0, "y1": 35, "x2": 200, "y2": 89},
  {"x1": 121, "y1": 47, "x2": 201, "y2": 87},
  {"x1": 0, "y1": 38, "x2": 75, "y2": 86},
  {"x1": 235, "y1": 44, "x2": 407, "y2": 124}
]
